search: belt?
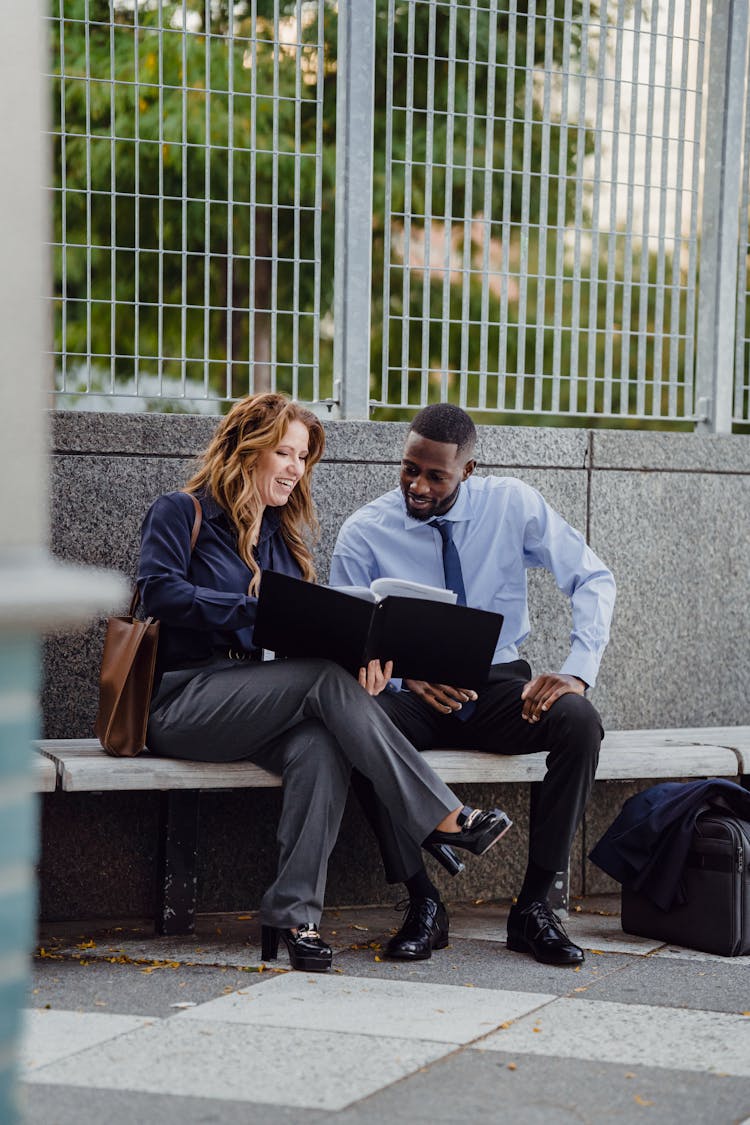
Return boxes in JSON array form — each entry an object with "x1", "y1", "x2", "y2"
[{"x1": 214, "y1": 647, "x2": 260, "y2": 662}]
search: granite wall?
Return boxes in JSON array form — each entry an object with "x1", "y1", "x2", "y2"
[{"x1": 39, "y1": 412, "x2": 750, "y2": 921}]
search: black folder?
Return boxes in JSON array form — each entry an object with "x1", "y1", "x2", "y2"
[{"x1": 253, "y1": 570, "x2": 504, "y2": 684}]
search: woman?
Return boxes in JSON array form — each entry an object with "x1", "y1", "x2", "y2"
[{"x1": 138, "y1": 392, "x2": 510, "y2": 972}]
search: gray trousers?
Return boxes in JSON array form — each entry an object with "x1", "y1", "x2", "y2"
[{"x1": 147, "y1": 656, "x2": 459, "y2": 928}]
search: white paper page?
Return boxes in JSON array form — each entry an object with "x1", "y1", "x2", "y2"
[
  {"x1": 369, "y1": 577, "x2": 457, "y2": 604},
  {"x1": 329, "y1": 585, "x2": 379, "y2": 602}
]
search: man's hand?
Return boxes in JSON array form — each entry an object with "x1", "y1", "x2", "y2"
[
  {"x1": 521, "y1": 673, "x2": 585, "y2": 722},
  {"x1": 404, "y1": 679, "x2": 478, "y2": 715},
  {"x1": 358, "y1": 659, "x2": 394, "y2": 696}
]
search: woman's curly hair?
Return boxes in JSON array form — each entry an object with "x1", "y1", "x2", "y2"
[{"x1": 185, "y1": 392, "x2": 325, "y2": 594}]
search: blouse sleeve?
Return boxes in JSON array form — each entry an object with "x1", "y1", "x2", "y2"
[{"x1": 137, "y1": 492, "x2": 258, "y2": 631}]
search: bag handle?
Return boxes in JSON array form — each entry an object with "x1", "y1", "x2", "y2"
[
  {"x1": 104, "y1": 493, "x2": 203, "y2": 744},
  {"x1": 128, "y1": 493, "x2": 203, "y2": 616}
]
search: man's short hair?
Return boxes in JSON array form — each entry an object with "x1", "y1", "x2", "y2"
[{"x1": 410, "y1": 403, "x2": 477, "y2": 457}]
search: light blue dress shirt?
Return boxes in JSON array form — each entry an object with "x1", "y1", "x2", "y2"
[{"x1": 329, "y1": 474, "x2": 615, "y2": 689}]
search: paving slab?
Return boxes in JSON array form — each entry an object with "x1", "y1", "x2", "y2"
[
  {"x1": 26, "y1": 1018, "x2": 454, "y2": 1111},
  {"x1": 29, "y1": 959, "x2": 269, "y2": 1017},
  {"x1": 177, "y1": 971, "x2": 556, "y2": 1043},
  {"x1": 331, "y1": 1046, "x2": 750, "y2": 1125},
  {"x1": 20, "y1": 1009, "x2": 155, "y2": 1072},
  {"x1": 448, "y1": 899, "x2": 663, "y2": 955},
  {"x1": 476, "y1": 998, "x2": 750, "y2": 1076},
  {"x1": 651, "y1": 944, "x2": 750, "y2": 967},
  {"x1": 22, "y1": 1084, "x2": 323, "y2": 1125},
  {"x1": 334, "y1": 937, "x2": 635, "y2": 995},
  {"x1": 577, "y1": 955, "x2": 750, "y2": 1013}
]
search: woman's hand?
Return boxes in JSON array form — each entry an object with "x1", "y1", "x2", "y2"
[{"x1": 358, "y1": 659, "x2": 394, "y2": 695}]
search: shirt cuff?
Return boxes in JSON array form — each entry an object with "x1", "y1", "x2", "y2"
[{"x1": 560, "y1": 653, "x2": 598, "y2": 690}]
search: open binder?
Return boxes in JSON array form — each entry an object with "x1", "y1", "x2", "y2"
[{"x1": 254, "y1": 569, "x2": 504, "y2": 684}]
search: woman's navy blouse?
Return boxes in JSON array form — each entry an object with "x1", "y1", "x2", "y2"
[{"x1": 137, "y1": 489, "x2": 302, "y2": 674}]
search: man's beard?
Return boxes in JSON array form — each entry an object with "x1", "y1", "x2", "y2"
[{"x1": 402, "y1": 482, "x2": 461, "y2": 521}]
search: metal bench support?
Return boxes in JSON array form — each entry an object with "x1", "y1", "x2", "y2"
[
  {"x1": 529, "y1": 781, "x2": 570, "y2": 914},
  {"x1": 156, "y1": 791, "x2": 201, "y2": 936}
]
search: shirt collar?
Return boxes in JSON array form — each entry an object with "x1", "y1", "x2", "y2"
[
  {"x1": 196, "y1": 489, "x2": 282, "y2": 541},
  {"x1": 399, "y1": 480, "x2": 474, "y2": 531}
]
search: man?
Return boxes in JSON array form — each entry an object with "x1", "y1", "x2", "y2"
[{"x1": 329, "y1": 404, "x2": 615, "y2": 966}]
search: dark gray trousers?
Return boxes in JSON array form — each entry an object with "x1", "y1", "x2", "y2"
[
  {"x1": 351, "y1": 660, "x2": 603, "y2": 884},
  {"x1": 147, "y1": 656, "x2": 459, "y2": 928}
]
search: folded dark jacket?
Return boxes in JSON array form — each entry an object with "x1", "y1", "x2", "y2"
[{"x1": 588, "y1": 778, "x2": 750, "y2": 910}]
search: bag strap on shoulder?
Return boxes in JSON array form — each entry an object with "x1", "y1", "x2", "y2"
[{"x1": 129, "y1": 493, "x2": 203, "y2": 616}]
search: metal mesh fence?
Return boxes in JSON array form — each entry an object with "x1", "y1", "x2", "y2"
[
  {"x1": 736, "y1": 16, "x2": 750, "y2": 427},
  {"x1": 374, "y1": 0, "x2": 708, "y2": 422},
  {"x1": 46, "y1": 0, "x2": 749, "y2": 428},
  {"x1": 48, "y1": 0, "x2": 330, "y2": 412}
]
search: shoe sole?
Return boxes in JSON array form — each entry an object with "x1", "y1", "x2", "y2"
[
  {"x1": 385, "y1": 934, "x2": 450, "y2": 961},
  {"x1": 289, "y1": 957, "x2": 332, "y2": 971}
]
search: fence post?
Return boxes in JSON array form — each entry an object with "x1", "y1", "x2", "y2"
[
  {"x1": 695, "y1": 0, "x2": 749, "y2": 433},
  {"x1": 332, "y1": 0, "x2": 377, "y2": 419},
  {"x1": 0, "y1": 7, "x2": 125, "y2": 1120}
]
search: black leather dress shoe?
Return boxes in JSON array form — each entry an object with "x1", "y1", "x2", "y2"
[
  {"x1": 385, "y1": 898, "x2": 449, "y2": 961},
  {"x1": 506, "y1": 900, "x2": 584, "y2": 965},
  {"x1": 424, "y1": 806, "x2": 512, "y2": 859}
]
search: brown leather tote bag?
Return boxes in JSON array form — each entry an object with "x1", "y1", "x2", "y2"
[{"x1": 94, "y1": 494, "x2": 202, "y2": 757}]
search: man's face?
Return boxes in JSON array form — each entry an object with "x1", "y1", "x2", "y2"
[{"x1": 400, "y1": 432, "x2": 476, "y2": 522}]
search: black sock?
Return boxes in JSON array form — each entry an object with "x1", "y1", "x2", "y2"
[
  {"x1": 404, "y1": 867, "x2": 441, "y2": 903},
  {"x1": 516, "y1": 860, "x2": 557, "y2": 909}
]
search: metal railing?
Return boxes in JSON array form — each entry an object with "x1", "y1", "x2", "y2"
[
  {"x1": 46, "y1": 0, "x2": 750, "y2": 431},
  {"x1": 49, "y1": 0, "x2": 329, "y2": 411}
]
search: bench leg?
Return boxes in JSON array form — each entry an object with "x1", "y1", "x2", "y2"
[
  {"x1": 156, "y1": 791, "x2": 200, "y2": 936},
  {"x1": 529, "y1": 782, "x2": 570, "y2": 915}
]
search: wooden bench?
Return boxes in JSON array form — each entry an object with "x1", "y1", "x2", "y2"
[{"x1": 35, "y1": 727, "x2": 749, "y2": 934}]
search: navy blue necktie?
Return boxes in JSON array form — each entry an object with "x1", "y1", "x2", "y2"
[
  {"x1": 431, "y1": 519, "x2": 475, "y2": 720},
  {"x1": 431, "y1": 519, "x2": 467, "y2": 605}
]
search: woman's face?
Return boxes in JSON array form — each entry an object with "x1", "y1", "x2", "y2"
[{"x1": 254, "y1": 418, "x2": 311, "y2": 508}]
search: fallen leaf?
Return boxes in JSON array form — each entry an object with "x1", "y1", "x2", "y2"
[
  {"x1": 625, "y1": 1073, "x2": 636, "y2": 1079},
  {"x1": 634, "y1": 1095, "x2": 654, "y2": 1106},
  {"x1": 532, "y1": 1027, "x2": 542, "y2": 1033},
  {"x1": 76, "y1": 940, "x2": 96, "y2": 950},
  {"x1": 499, "y1": 1021, "x2": 513, "y2": 1029},
  {"x1": 374, "y1": 955, "x2": 382, "y2": 962},
  {"x1": 589, "y1": 949, "x2": 605, "y2": 955},
  {"x1": 237, "y1": 915, "x2": 252, "y2": 921},
  {"x1": 507, "y1": 1062, "x2": 517, "y2": 1070},
  {"x1": 573, "y1": 986, "x2": 588, "y2": 992}
]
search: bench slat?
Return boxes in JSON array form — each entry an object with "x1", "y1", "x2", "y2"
[
  {"x1": 36, "y1": 731, "x2": 741, "y2": 793},
  {"x1": 33, "y1": 752, "x2": 58, "y2": 793}
]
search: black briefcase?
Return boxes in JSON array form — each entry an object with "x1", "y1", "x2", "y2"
[{"x1": 621, "y1": 813, "x2": 750, "y2": 956}]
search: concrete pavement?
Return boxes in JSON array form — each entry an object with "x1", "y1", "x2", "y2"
[{"x1": 20, "y1": 896, "x2": 750, "y2": 1124}]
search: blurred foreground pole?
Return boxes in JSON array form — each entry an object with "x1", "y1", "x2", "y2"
[{"x1": 0, "y1": 6, "x2": 125, "y2": 1120}]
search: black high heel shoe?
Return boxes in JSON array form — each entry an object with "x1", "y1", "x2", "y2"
[
  {"x1": 424, "y1": 805, "x2": 512, "y2": 859},
  {"x1": 260, "y1": 923, "x2": 332, "y2": 972},
  {"x1": 423, "y1": 841, "x2": 465, "y2": 876}
]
